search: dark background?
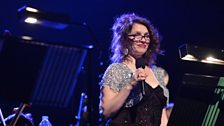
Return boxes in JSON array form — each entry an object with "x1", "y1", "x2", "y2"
[{"x1": 0, "y1": 0, "x2": 224, "y2": 125}]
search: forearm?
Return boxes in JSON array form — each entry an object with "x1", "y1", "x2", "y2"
[
  {"x1": 102, "y1": 84, "x2": 133, "y2": 118},
  {"x1": 160, "y1": 108, "x2": 168, "y2": 126}
]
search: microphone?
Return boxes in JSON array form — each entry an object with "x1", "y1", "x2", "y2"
[{"x1": 135, "y1": 58, "x2": 146, "y2": 95}]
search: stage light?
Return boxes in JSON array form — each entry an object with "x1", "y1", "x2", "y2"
[
  {"x1": 26, "y1": 7, "x2": 39, "y2": 13},
  {"x1": 181, "y1": 54, "x2": 197, "y2": 61},
  {"x1": 179, "y1": 44, "x2": 224, "y2": 65},
  {"x1": 21, "y1": 36, "x2": 33, "y2": 40},
  {"x1": 17, "y1": 5, "x2": 71, "y2": 29},
  {"x1": 24, "y1": 17, "x2": 38, "y2": 24}
]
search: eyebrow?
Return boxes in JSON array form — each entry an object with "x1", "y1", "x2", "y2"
[{"x1": 129, "y1": 31, "x2": 149, "y2": 35}]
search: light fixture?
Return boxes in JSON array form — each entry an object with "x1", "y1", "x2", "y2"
[
  {"x1": 24, "y1": 17, "x2": 38, "y2": 24},
  {"x1": 17, "y1": 5, "x2": 71, "y2": 29},
  {"x1": 21, "y1": 36, "x2": 33, "y2": 40},
  {"x1": 179, "y1": 44, "x2": 224, "y2": 65}
]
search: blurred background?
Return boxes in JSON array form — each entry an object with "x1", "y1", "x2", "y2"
[{"x1": 0, "y1": 0, "x2": 224, "y2": 125}]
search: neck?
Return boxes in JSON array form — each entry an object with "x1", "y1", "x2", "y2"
[
  {"x1": 131, "y1": 53, "x2": 143, "y2": 59},
  {"x1": 124, "y1": 55, "x2": 143, "y2": 65},
  {"x1": 123, "y1": 55, "x2": 137, "y2": 72}
]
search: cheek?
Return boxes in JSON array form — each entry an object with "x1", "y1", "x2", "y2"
[
  {"x1": 132, "y1": 45, "x2": 147, "y2": 53},
  {"x1": 131, "y1": 43, "x2": 138, "y2": 50},
  {"x1": 146, "y1": 45, "x2": 149, "y2": 49}
]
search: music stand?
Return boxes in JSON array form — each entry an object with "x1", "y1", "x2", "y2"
[
  {"x1": 0, "y1": 35, "x2": 91, "y2": 125},
  {"x1": 168, "y1": 74, "x2": 224, "y2": 126}
]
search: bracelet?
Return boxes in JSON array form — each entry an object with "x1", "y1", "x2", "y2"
[{"x1": 124, "y1": 84, "x2": 133, "y2": 90}]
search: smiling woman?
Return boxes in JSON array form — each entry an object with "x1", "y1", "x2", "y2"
[
  {"x1": 100, "y1": 13, "x2": 170, "y2": 126},
  {"x1": 128, "y1": 24, "x2": 151, "y2": 45}
]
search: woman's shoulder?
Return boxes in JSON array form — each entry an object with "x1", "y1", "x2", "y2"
[
  {"x1": 102, "y1": 62, "x2": 132, "y2": 92},
  {"x1": 108, "y1": 62, "x2": 125, "y2": 68},
  {"x1": 103, "y1": 62, "x2": 132, "y2": 80},
  {"x1": 151, "y1": 65, "x2": 169, "y2": 86},
  {"x1": 151, "y1": 65, "x2": 165, "y2": 71},
  {"x1": 105, "y1": 63, "x2": 128, "y2": 72},
  {"x1": 151, "y1": 65, "x2": 168, "y2": 75}
]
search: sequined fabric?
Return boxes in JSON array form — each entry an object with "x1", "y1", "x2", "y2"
[
  {"x1": 101, "y1": 63, "x2": 143, "y2": 107},
  {"x1": 101, "y1": 63, "x2": 169, "y2": 107},
  {"x1": 101, "y1": 63, "x2": 169, "y2": 125}
]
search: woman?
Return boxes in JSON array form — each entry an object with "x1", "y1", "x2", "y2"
[{"x1": 100, "y1": 13, "x2": 169, "y2": 126}]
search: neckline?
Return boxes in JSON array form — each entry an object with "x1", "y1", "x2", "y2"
[
  {"x1": 121, "y1": 62, "x2": 153, "y2": 72},
  {"x1": 121, "y1": 62, "x2": 160, "y2": 88},
  {"x1": 145, "y1": 82, "x2": 160, "y2": 90}
]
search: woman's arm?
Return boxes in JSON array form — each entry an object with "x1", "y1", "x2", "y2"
[
  {"x1": 160, "y1": 68, "x2": 170, "y2": 126},
  {"x1": 102, "y1": 84, "x2": 133, "y2": 118},
  {"x1": 160, "y1": 108, "x2": 168, "y2": 126},
  {"x1": 101, "y1": 67, "x2": 146, "y2": 118}
]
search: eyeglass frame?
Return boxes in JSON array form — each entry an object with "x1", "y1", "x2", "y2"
[{"x1": 127, "y1": 33, "x2": 150, "y2": 43}]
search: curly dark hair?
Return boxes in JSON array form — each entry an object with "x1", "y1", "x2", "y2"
[{"x1": 110, "y1": 13, "x2": 160, "y2": 65}]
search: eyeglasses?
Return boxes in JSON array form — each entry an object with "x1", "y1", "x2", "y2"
[{"x1": 128, "y1": 34, "x2": 150, "y2": 42}]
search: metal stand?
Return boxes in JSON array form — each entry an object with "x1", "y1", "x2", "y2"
[
  {"x1": 75, "y1": 93, "x2": 88, "y2": 126},
  {"x1": 9, "y1": 103, "x2": 30, "y2": 126}
]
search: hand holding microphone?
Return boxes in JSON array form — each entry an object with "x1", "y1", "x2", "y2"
[
  {"x1": 135, "y1": 58, "x2": 147, "y2": 95},
  {"x1": 128, "y1": 68, "x2": 147, "y2": 88},
  {"x1": 128, "y1": 58, "x2": 147, "y2": 94}
]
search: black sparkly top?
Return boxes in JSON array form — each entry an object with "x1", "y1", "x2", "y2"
[
  {"x1": 101, "y1": 63, "x2": 169, "y2": 126},
  {"x1": 107, "y1": 82, "x2": 167, "y2": 126}
]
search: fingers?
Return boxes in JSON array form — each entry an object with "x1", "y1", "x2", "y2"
[
  {"x1": 137, "y1": 68, "x2": 147, "y2": 79},
  {"x1": 137, "y1": 74, "x2": 146, "y2": 80},
  {"x1": 132, "y1": 68, "x2": 147, "y2": 82}
]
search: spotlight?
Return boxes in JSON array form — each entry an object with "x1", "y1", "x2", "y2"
[
  {"x1": 179, "y1": 44, "x2": 224, "y2": 65},
  {"x1": 17, "y1": 5, "x2": 71, "y2": 29},
  {"x1": 21, "y1": 36, "x2": 33, "y2": 40},
  {"x1": 24, "y1": 17, "x2": 38, "y2": 24}
]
